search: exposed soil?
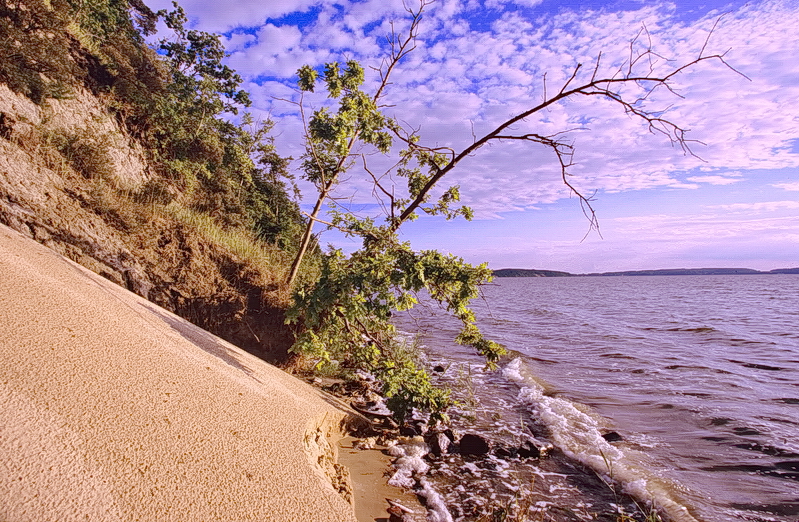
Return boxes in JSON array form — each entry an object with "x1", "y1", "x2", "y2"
[{"x1": 0, "y1": 84, "x2": 296, "y2": 365}]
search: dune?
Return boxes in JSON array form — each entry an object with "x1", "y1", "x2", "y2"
[{"x1": 0, "y1": 223, "x2": 359, "y2": 521}]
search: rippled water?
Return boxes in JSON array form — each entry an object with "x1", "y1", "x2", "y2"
[{"x1": 396, "y1": 275, "x2": 799, "y2": 522}]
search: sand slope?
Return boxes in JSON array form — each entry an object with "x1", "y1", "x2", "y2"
[{"x1": 0, "y1": 224, "x2": 357, "y2": 522}]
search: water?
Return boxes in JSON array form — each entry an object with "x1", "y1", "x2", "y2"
[{"x1": 395, "y1": 275, "x2": 799, "y2": 522}]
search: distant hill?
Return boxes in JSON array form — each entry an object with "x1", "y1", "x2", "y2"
[
  {"x1": 493, "y1": 267, "x2": 799, "y2": 277},
  {"x1": 492, "y1": 268, "x2": 572, "y2": 278},
  {"x1": 768, "y1": 267, "x2": 799, "y2": 274},
  {"x1": 585, "y1": 267, "x2": 763, "y2": 277}
]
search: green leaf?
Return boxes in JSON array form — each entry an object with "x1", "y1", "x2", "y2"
[{"x1": 297, "y1": 65, "x2": 318, "y2": 92}]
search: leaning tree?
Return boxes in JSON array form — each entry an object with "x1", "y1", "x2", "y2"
[{"x1": 282, "y1": 1, "x2": 740, "y2": 416}]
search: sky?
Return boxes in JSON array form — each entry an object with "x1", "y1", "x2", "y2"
[{"x1": 146, "y1": 0, "x2": 799, "y2": 273}]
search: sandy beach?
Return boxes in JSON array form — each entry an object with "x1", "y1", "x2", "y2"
[{"x1": 0, "y1": 223, "x2": 363, "y2": 521}]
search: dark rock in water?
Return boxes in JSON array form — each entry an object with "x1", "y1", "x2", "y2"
[
  {"x1": 459, "y1": 433, "x2": 491, "y2": 456},
  {"x1": 492, "y1": 444, "x2": 517, "y2": 459},
  {"x1": 426, "y1": 432, "x2": 451, "y2": 456},
  {"x1": 381, "y1": 417, "x2": 399, "y2": 429},
  {"x1": 399, "y1": 418, "x2": 430, "y2": 437},
  {"x1": 491, "y1": 438, "x2": 551, "y2": 459},
  {"x1": 351, "y1": 401, "x2": 393, "y2": 418},
  {"x1": 518, "y1": 438, "x2": 551, "y2": 458},
  {"x1": 602, "y1": 431, "x2": 623, "y2": 443},
  {"x1": 412, "y1": 419, "x2": 429, "y2": 436},
  {"x1": 476, "y1": 459, "x2": 499, "y2": 470},
  {"x1": 399, "y1": 425, "x2": 419, "y2": 437},
  {"x1": 432, "y1": 365, "x2": 446, "y2": 373}
]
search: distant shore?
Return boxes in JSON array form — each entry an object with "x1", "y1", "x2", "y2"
[{"x1": 494, "y1": 267, "x2": 799, "y2": 277}]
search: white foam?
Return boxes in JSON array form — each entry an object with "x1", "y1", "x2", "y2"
[
  {"x1": 418, "y1": 479, "x2": 454, "y2": 522},
  {"x1": 385, "y1": 438, "x2": 453, "y2": 522},
  {"x1": 387, "y1": 438, "x2": 432, "y2": 489},
  {"x1": 503, "y1": 358, "x2": 701, "y2": 522},
  {"x1": 502, "y1": 357, "x2": 525, "y2": 382}
]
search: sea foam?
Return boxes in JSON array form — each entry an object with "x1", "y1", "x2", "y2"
[{"x1": 503, "y1": 358, "x2": 700, "y2": 522}]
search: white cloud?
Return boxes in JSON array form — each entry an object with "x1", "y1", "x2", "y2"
[
  {"x1": 485, "y1": 0, "x2": 544, "y2": 8},
  {"x1": 227, "y1": 24, "x2": 329, "y2": 78},
  {"x1": 685, "y1": 175, "x2": 743, "y2": 185},
  {"x1": 773, "y1": 181, "x2": 799, "y2": 191},
  {"x1": 144, "y1": 0, "x2": 322, "y2": 32},
  {"x1": 711, "y1": 200, "x2": 799, "y2": 212},
  {"x1": 326, "y1": 0, "x2": 799, "y2": 215}
]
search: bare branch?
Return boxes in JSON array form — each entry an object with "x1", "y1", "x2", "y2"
[
  {"x1": 591, "y1": 51, "x2": 602, "y2": 83},
  {"x1": 391, "y1": 19, "x2": 740, "y2": 230},
  {"x1": 286, "y1": 0, "x2": 429, "y2": 286},
  {"x1": 559, "y1": 63, "x2": 583, "y2": 95},
  {"x1": 361, "y1": 154, "x2": 397, "y2": 220}
]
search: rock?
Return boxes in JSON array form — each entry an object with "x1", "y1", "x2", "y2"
[
  {"x1": 400, "y1": 418, "x2": 429, "y2": 437},
  {"x1": 432, "y1": 365, "x2": 446, "y2": 373},
  {"x1": 353, "y1": 437, "x2": 377, "y2": 450},
  {"x1": 412, "y1": 419, "x2": 429, "y2": 436},
  {"x1": 351, "y1": 400, "x2": 393, "y2": 418},
  {"x1": 459, "y1": 433, "x2": 490, "y2": 456},
  {"x1": 381, "y1": 417, "x2": 399, "y2": 430},
  {"x1": 399, "y1": 425, "x2": 420, "y2": 437},
  {"x1": 492, "y1": 445, "x2": 516, "y2": 459},
  {"x1": 518, "y1": 438, "x2": 549, "y2": 458},
  {"x1": 602, "y1": 431, "x2": 623, "y2": 442},
  {"x1": 387, "y1": 498, "x2": 417, "y2": 522},
  {"x1": 426, "y1": 432, "x2": 451, "y2": 456}
]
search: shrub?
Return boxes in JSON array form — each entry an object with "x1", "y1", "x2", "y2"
[{"x1": 0, "y1": 0, "x2": 79, "y2": 103}]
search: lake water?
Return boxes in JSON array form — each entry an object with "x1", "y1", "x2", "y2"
[{"x1": 395, "y1": 275, "x2": 799, "y2": 522}]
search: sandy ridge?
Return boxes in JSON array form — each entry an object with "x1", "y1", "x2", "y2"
[{"x1": 0, "y1": 224, "x2": 358, "y2": 521}]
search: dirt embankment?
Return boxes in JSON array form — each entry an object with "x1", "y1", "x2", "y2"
[{"x1": 0, "y1": 83, "x2": 296, "y2": 364}]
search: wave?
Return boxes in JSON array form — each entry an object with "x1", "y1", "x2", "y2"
[
  {"x1": 502, "y1": 358, "x2": 700, "y2": 522},
  {"x1": 641, "y1": 326, "x2": 719, "y2": 334}
]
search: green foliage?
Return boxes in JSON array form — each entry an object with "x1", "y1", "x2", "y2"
[
  {"x1": 288, "y1": 214, "x2": 505, "y2": 419},
  {"x1": 393, "y1": 143, "x2": 473, "y2": 223},
  {"x1": 158, "y1": 3, "x2": 250, "y2": 114},
  {"x1": 1, "y1": 0, "x2": 305, "y2": 265},
  {"x1": 134, "y1": 3, "x2": 304, "y2": 246},
  {"x1": 68, "y1": 0, "x2": 154, "y2": 47},
  {"x1": 133, "y1": 178, "x2": 175, "y2": 205},
  {"x1": 0, "y1": 0, "x2": 81, "y2": 103},
  {"x1": 379, "y1": 340, "x2": 452, "y2": 422},
  {"x1": 301, "y1": 60, "x2": 392, "y2": 184}
]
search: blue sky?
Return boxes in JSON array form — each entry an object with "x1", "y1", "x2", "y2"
[{"x1": 147, "y1": 0, "x2": 799, "y2": 272}]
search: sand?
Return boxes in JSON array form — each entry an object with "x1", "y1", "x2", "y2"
[
  {"x1": 0, "y1": 223, "x2": 360, "y2": 521},
  {"x1": 338, "y1": 436, "x2": 426, "y2": 522}
]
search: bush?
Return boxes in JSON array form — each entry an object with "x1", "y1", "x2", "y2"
[{"x1": 0, "y1": 0, "x2": 80, "y2": 103}]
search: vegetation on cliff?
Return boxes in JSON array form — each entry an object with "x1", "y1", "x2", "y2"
[{"x1": 0, "y1": 0, "x2": 306, "y2": 363}]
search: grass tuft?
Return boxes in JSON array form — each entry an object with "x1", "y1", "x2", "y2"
[{"x1": 167, "y1": 205, "x2": 291, "y2": 282}]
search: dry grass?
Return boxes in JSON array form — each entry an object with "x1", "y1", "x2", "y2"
[{"x1": 166, "y1": 205, "x2": 292, "y2": 285}]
